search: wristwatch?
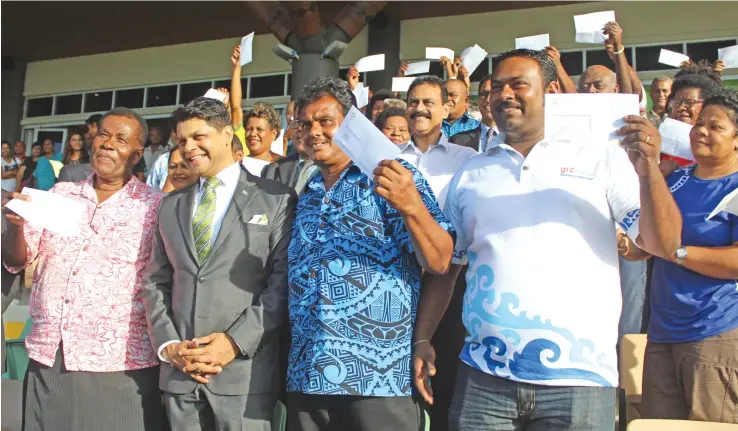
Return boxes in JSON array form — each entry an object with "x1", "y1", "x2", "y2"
[{"x1": 675, "y1": 246, "x2": 688, "y2": 265}]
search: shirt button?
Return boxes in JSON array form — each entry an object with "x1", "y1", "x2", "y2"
[
  {"x1": 82, "y1": 246, "x2": 89, "y2": 252},
  {"x1": 323, "y1": 197, "x2": 329, "y2": 204},
  {"x1": 319, "y1": 223, "x2": 326, "y2": 229},
  {"x1": 64, "y1": 299, "x2": 70, "y2": 304},
  {"x1": 72, "y1": 270, "x2": 78, "y2": 276},
  {"x1": 522, "y1": 166, "x2": 530, "y2": 171},
  {"x1": 310, "y1": 271, "x2": 317, "y2": 279},
  {"x1": 310, "y1": 304, "x2": 316, "y2": 310},
  {"x1": 197, "y1": 277, "x2": 204, "y2": 283}
]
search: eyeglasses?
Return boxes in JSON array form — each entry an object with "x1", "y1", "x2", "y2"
[{"x1": 669, "y1": 99, "x2": 704, "y2": 109}]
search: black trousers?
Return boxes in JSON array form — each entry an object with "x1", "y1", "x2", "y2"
[{"x1": 287, "y1": 392, "x2": 425, "y2": 431}]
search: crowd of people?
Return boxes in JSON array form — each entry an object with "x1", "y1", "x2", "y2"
[{"x1": 1, "y1": 17, "x2": 737, "y2": 431}]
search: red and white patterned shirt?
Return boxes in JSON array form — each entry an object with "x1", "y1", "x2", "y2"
[{"x1": 3, "y1": 175, "x2": 164, "y2": 372}]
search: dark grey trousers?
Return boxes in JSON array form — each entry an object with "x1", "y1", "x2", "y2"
[{"x1": 22, "y1": 347, "x2": 167, "y2": 431}]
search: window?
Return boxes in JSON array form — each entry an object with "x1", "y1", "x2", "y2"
[
  {"x1": 26, "y1": 97, "x2": 53, "y2": 117},
  {"x1": 84, "y1": 91, "x2": 113, "y2": 113},
  {"x1": 585, "y1": 49, "x2": 633, "y2": 71},
  {"x1": 179, "y1": 81, "x2": 213, "y2": 104},
  {"x1": 115, "y1": 88, "x2": 144, "y2": 108},
  {"x1": 560, "y1": 51, "x2": 584, "y2": 76},
  {"x1": 428, "y1": 61, "x2": 445, "y2": 78},
  {"x1": 686, "y1": 39, "x2": 736, "y2": 64},
  {"x1": 249, "y1": 75, "x2": 285, "y2": 98},
  {"x1": 146, "y1": 85, "x2": 177, "y2": 107},
  {"x1": 469, "y1": 58, "x2": 490, "y2": 82},
  {"x1": 54, "y1": 94, "x2": 82, "y2": 115},
  {"x1": 635, "y1": 44, "x2": 684, "y2": 71}
]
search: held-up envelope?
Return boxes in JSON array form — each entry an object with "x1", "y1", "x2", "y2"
[
  {"x1": 718, "y1": 45, "x2": 738, "y2": 68},
  {"x1": 203, "y1": 89, "x2": 228, "y2": 103},
  {"x1": 658, "y1": 118, "x2": 695, "y2": 161},
  {"x1": 332, "y1": 106, "x2": 400, "y2": 177},
  {"x1": 659, "y1": 49, "x2": 690, "y2": 68},
  {"x1": 515, "y1": 34, "x2": 550, "y2": 51},
  {"x1": 707, "y1": 187, "x2": 738, "y2": 220},
  {"x1": 392, "y1": 77, "x2": 415, "y2": 92},
  {"x1": 240, "y1": 32, "x2": 254, "y2": 66},
  {"x1": 574, "y1": 10, "x2": 615, "y2": 44},
  {"x1": 355, "y1": 54, "x2": 385, "y2": 73},
  {"x1": 352, "y1": 83, "x2": 370, "y2": 109},
  {"x1": 544, "y1": 93, "x2": 639, "y2": 144},
  {"x1": 425, "y1": 47, "x2": 455, "y2": 60},
  {"x1": 461, "y1": 44, "x2": 488, "y2": 75},
  {"x1": 405, "y1": 60, "x2": 431, "y2": 76},
  {"x1": 5, "y1": 188, "x2": 87, "y2": 237}
]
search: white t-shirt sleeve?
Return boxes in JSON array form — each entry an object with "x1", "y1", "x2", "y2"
[
  {"x1": 445, "y1": 170, "x2": 470, "y2": 265},
  {"x1": 605, "y1": 144, "x2": 641, "y2": 242}
]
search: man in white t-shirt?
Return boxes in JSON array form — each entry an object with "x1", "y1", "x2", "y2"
[
  {"x1": 412, "y1": 49, "x2": 682, "y2": 430},
  {"x1": 1, "y1": 141, "x2": 22, "y2": 193}
]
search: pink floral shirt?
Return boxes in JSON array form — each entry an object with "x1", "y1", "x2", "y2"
[{"x1": 4, "y1": 176, "x2": 164, "y2": 372}]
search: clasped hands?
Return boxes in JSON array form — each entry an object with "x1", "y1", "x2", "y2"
[{"x1": 163, "y1": 332, "x2": 240, "y2": 384}]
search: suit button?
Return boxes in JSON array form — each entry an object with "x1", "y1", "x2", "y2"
[{"x1": 197, "y1": 277, "x2": 204, "y2": 283}]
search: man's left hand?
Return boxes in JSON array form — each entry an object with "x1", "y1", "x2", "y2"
[
  {"x1": 602, "y1": 21, "x2": 623, "y2": 52},
  {"x1": 179, "y1": 332, "x2": 240, "y2": 369},
  {"x1": 373, "y1": 160, "x2": 422, "y2": 215}
]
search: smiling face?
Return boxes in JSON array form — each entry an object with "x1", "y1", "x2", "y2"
[
  {"x1": 91, "y1": 115, "x2": 144, "y2": 181},
  {"x1": 1, "y1": 143, "x2": 11, "y2": 158},
  {"x1": 175, "y1": 118, "x2": 234, "y2": 179},
  {"x1": 245, "y1": 116, "x2": 278, "y2": 157},
  {"x1": 382, "y1": 115, "x2": 410, "y2": 145},
  {"x1": 42, "y1": 139, "x2": 54, "y2": 155},
  {"x1": 406, "y1": 83, "x2": 449, "y2": 137},
  {"x1": 689, "y1": 103, "x2": 738, "y2": 165},
  {"x1": 31, "y1": 145, "x2": 42, "y2": 158},
  {"x1": 68, "y1": 133, "x2": 84, "y2": 151},
  {"x1": 167, "y1": 148, "x2": 198, "y2": 191},
  {"x1": 445, "y1": 79, "x2": 469, "y2": 121},
  {"x1": 298, "y1": 95, "x2": 349, "y2": 167},
  {"x1": 669, "y1": 87, "x2": 704, "y2": 126},
  {"x1": 13, "y1": 141, "x2": 25, "y2": 156},
  {"x1": 478, "y1": 79, "x2": 495, "y2": 126},
  {"x1": 650, "y1": 79, "x2": 672, "y2": 112}
]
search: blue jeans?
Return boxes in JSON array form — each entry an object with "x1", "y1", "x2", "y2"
[{"x1": 449, "y1": 364, "x2": 616, "y2": 431}]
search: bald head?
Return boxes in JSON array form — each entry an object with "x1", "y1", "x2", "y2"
[
  {"x1": 578, "y1": 65, "x2": 618, "y2": 93},
  {"x1": 445, "y1": 79, "x2": 470, "y2": 121}
]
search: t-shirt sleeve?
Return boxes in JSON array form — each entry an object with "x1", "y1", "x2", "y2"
[
  {"x1": 445, "y1": 168, "x2": 469, "y2": 265},
  {"x1": 605, "y1": 144, "x2": 641, "y2": 242}
]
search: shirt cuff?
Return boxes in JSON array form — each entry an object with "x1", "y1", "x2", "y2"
[{"x1": 157, "y1": 340, "x2": 180, "y2": 363}]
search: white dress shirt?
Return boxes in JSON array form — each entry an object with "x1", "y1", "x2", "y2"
[
  {"x1": 396, "y1": 134, "x2": 478, "y2": 210},
  {"x1": 446, "y1": 133, "x2": 642, "y2": 388},
  {"x1": 158, "y1": 161, "x2": 242, "y2": 361},
  {"x1": 241, "y1": 157, "x2": 270, "y2": 177}
]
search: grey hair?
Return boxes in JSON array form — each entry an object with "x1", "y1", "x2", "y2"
[
  {"x1": 100, "y1": 107, "x2": 149, "y2": 148},
  {"x1": 295, "y1": 76, "x2": 357, "y2": 116}
]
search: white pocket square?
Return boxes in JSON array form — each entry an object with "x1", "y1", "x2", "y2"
[{"x1": 247, "y1": 214, "x2": 269, "y2": 226}]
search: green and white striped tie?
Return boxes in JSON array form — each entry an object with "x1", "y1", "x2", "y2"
[{"x1": 193, "y1": 177, "x2": 221, "y2": 264}]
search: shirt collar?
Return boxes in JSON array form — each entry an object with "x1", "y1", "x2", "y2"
[
  {"x1": 198, "y1": 162, "x2": 241, "y2": 191},
  {"x1": 444, "y1": 112, "x2": 472, "y2": 126},
  {"x1": 76, "y1": 173, "x2": 141, "y2": 206},
  {"x1": 307, "y1": 163, "x2": 360, "y2": 192},
  {"x1": 401, "y1": 133, "x2": 450, "y2": 153}
]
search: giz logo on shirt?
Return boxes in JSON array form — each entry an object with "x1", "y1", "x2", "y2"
[{"x1": 560, "y1": 167, "x2": 575, "y2": 175}]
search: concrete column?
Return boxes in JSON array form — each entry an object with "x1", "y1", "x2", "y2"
[
  {"x1": 1, "y1": 57, "x2": 27, "y2": 143},
  {"x1": 366, "y1": 11, "x2": 400, "y2": 92},
  {"x1": 291, "y1": 54, "x2": 340, "y2": 99}
]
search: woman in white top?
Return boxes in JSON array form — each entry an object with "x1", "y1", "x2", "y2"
[
  {"x1": 1, "y1": 141, "x2": 22, "y2": 192},
  {"x1": 241, "y1": 102, "x2": 283, "y2": 176}
]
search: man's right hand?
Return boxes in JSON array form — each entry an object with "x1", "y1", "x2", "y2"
[
  {"x1": 347, "y1": 66, "x2": 360, "y2": 91},
  {"x1": 543, "y1": 46, "x2": 561, "y2": 65},
  {"x1": 230, "y1": 45, "x2": 241, "y2": 69},
  {"x1": 397, "y1": 61, "x2": 409, "y2": 77},
  {"x1": 163, "y1": 340, "x2": 222, "y2": 385},
  {"x1": 2, "y1": 192, "x2": 30, "y2": 226},
  {"x1": 413, "y1": 341, "x2": 436, "y2": 405}
]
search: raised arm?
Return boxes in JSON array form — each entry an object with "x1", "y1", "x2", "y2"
[
  {"x1": 230, "y1": 44, "x2": 244, "y2": 129},
  {"x1": 604, "y1": 21, "x2": 640, "y2": 95},
  {"x1": 544, "y1": 46, "x2": 577, "y2": 94}
]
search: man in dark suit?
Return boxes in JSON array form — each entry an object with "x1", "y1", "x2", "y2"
[
  {"x1": 57, "y1": 163, "x2": 93, "y2": 183},
  {"x1": 261, "y1": 124, "x2": 317, "y2": 194},
  {"x1": 143, "y1": 97, "x2": 296, "y2": 431},
  {"x1": 448, "y1": 74, "x2": 499, "y2": 153}
]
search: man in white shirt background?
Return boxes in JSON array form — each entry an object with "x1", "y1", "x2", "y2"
[{"x1": 411, "y1": 48, "x2": 681, "y2": 431}]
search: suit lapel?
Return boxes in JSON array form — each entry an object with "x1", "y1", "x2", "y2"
[
  {"x1": 209, "y1": 169, "x2": 256, "y2": 257},
  {"x1": 176, "y1": 184, "x2": 199, "y2": 263}
]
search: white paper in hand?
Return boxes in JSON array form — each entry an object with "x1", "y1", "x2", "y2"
[
  {"x1": 544, "y1": 93, "x2": 639, "y2": 144},
  {"x1": 352, "y1": 83, "x2": 370, "y2": 109},
  {"x1": 707, "y1": 187, "x2": 738, "y2": 220},
  {"x1": 5, "y1": 188, "x2": 87, "y2": 237},
  {"x1": 332, "y1": 106, "x2": 400, "y2": 177},
  {"x1": 658, "y1": 118, "x2": 695, "y2": 161},
  {"x1": 658, "y1": 49, "x2": 690, "y2": 68},
  {"x1": 405, "y1": 60, "x2": 430, "y2": 76},
  {"x1": 461, "y1": 44, "x2": 488, "y2": 75},
  {"x1": 203, "y1": 89, "x2": 228, "y2": 103},
  {"x1": 515, "y1": 34, "x2": 550, "y2": 51},
  {"x1": 355, "y1": 54, "x2": 385, "y2": 73},
  {"x1": 718, "y1": 45, "x2": 738, "y2": 68},
  {"x1": 240, "y1": 32, "x2": 254, "y2": 66},
  {"x1": 574, "y1": 11, "x2": 615, "y2": 44},
  {"x1": 392, "y1": 77, "x2": 415, "y2": 93},
  {"x1": 425, "y1": 47, "x2": 455, "y2": 60}
]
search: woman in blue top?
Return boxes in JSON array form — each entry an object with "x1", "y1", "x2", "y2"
[
  {"x1": 641, "y1": 88, "x2": 738, "y2": 423},
  {"x1": 32, "y1": 138, "x2": 63, "y2": 190}
]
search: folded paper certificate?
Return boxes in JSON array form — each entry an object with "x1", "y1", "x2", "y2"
[
  {"x1": 332, "y1": 106, "x2": 400, "y2": 177},
  {"x1": 5, "y1": 188, "x2": 87, "y2": 237},
  {"x1": 718, "y1": 45, "x2": 738, "y2": 68},
  {"x1": 544, "y1": 93, "x2": 639, "y2": 144},
  {"x1": 392, "y1": 77, "x2": 415, "y2": 92},
  {"x1": 515, "y1": 34, "x2": 550, "y2": 51},
  {"x1": 405, "y1": 60, "x2": 431, "y2": 76},
  {"x1": 355, "y1": 54, "x2": 385, "y2": 73},
  {"x1": 574, "y1": 11, "x2": 615, "y2": 44},
  {"x1": 425, "y1": 47, "x2": 455, "y2": 60},
  {"x1": 352, "y1": 83, "x2": 370, "y2": 109},
  {"x1": 203, "y1": 89, "x2": 228, "y2": 103},
  {"x1": 461, "y1": 44, "x2": 488, "y2": 75},
  {"x1": 658, "y1": 49, "x2": 690, "y2": 68},
  {"x1": 658, "y1": 118, "x2": 695, "y2": 161},
  {"x1": 707, "y1": 187, "x2": 738, "y2": 220},
  {"x1": 240, "y1": 32, "x2": 254, "y2": 66}
]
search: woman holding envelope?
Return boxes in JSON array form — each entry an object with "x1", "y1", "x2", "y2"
[{"x1": 641, "y1": 87, "x2": 738, "y2": 423}]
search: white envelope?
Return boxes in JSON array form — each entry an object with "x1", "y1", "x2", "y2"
[
  {"x1": 425, "y1": 47, "x2": 455, "y2": 60},
  {"x1": 718, "y1": 45, "x2": 738, "y2": 68},
  {"x1": 405, "y1": 60, "x2": 431, "y2": 76},
  {"x1": 707, "y1": 187, "x2": 738, "y2": 220},
  {"x1": 240, "y1": 32, "x2": 254, "y2": 66},
  {"x1": 332, "y1": 106, "x2": 400, "y2": 177},
  {"x1": 658, "y1": 49, "x2": 690, "y2": 68},
  {"x1": 355, "y1": 54, "x2": 385, "y2": 73},
  {"x1": 461, "y1": 44, "x2": 488, "y2": 75},
  {"x1": 658, "y1": 118, "x2": 695, "y2": 161},
  {"x1": 352, "y1": 83, "x2": 370, "y2": 109},
  {"x1": 5, "y1": 188, "x2": 87, "y2": 237},
  {"x1": 574, "y1": 10, "x2": 615, "y2": 44},
  {"x1": 544, "y1": 93, "x2": 639, "y2": 144},
  {"x1": 515, "y1": 34, "x2": 550, "y2": 51},
  {"x1": 392, "y1": 77, "x2": 415, "y2": 93},
  {"x1": 203, "y1": 89, "x2": 228, "y2": 103}
]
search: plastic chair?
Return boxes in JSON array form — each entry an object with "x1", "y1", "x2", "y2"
[
  {"x1": 2, "y1": 317, "x2": 32, "y2": 381},
  {"x1": 272, "y1": 400, "x2": 287, "y2": 431}
]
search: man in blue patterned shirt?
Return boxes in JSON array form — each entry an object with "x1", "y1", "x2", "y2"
[
  {"x1": 287, "y1": 76, "x2": 456, "y2": 431},
  {"x1": 441, "y1": 79, "x2": 481, "y2": 139}
]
